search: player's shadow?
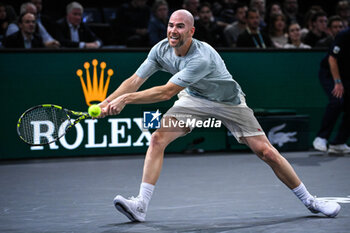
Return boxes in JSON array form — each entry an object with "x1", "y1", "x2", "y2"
[
  {"x1": 100, "y1": 215, "x2": 326, "y2": 233},
  {"x1": 286, "y1": 152, "x2": 347, "y2": 166}
]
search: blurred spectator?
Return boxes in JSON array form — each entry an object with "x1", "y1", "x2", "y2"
[
  {"x1": 313, "y1": 27, "x2": 350, "y2": 154},
  {"x1": 30, "y1": 0, "x2": 57, "y2": 38},
  {"x1": 214, "y1": 0, "x2": 237, "y2": 27},
  {"x1": 182, "y1": 0, "x2": 200, "y2": 20},
  {"x1": 250, "y1": 0, "x2": 266, "y2": 28},
  {"x1": 4, "y1": 4, "x2": 16, "y2": 23},
  {"x1": 0, "y1": 2, "x2": 9, "y2": 43},
  {"x1": 300, "y1": 6, "x2": 324, "y2": 40},
  {"x1": 316, "y1": 15, "x2": 344, "y2": 48},
  {"x1": 6, "y1": 2, "x2": 36, "y2": 37},
  {"x1": 2, "y1": 12, "x2": 44, "y2": 48},
  {"x1": 265, "y1": 2, "x2": 282, "y2": 23},
  {"x1": 268, "y1": 13, "x2": 288, "y2": 48},
  {"x1": 148, "y1": 0, "x2": 169, "y2": 46},
  {"x1": 56, "y1": 2, "x2": 102, "y2": 48},
  {"x1": 194, "y1": 2, "x2": 225, "y2": 47},
  {"x1": 300, "y1": 8, "x2": 316, "y2": 41},
  {"x1": 236, "y1": 8, "x2": 273, "y2": 48},
  {"x1": 6, "y1": 2, "x2": 59, "y2": 48},
  {"x1": 283, "y1": 0, "x2": 303, "y2": 26},
  {"x1": 224, "y1": 3, "x2": 247, "y2": 47},
  {"x1": 303, "y1": 11, "x2": 328, "y2": 47},
  {"x1": 112, "y1": 0, "x2": 151, "y2": 47},
  {"x1": 336, "y1": 0, "x2": 350, "y2": 28},
  {"x1": 283, "y1": 22, "x2": 311, "y2": 49}
]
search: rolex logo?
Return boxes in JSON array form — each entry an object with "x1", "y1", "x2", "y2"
[{"x1": 76, "y1": 59, "x2": 114, "y2": 106}]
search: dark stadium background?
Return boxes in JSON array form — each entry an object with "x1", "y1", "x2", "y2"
[{"x1": 1, "y1": 0, "x2": 341, "y2": 22}]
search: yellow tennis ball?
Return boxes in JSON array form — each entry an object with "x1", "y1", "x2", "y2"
[{"x1": 88, "y1": 104, "x2": 101, "y2": 117}]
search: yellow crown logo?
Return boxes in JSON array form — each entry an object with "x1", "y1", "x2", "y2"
[{"x1": 76, "y1": 59, "x2": 114, "y2": 106}]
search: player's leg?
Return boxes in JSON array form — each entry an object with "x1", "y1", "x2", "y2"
[
  {"x1": 241, "y1": 135, "x2": 300, "y2": 189},
  {"x1": 242, "y1": 134, "x2": 340, "y2": 217},
  {"x1": 114, "y1": 117, "x2": 190, "y2": 222},
  {"x1": 142, "y1": 117, "x2": 190, "y2": 185},
  {"x1": 216, "y1": 95, "x2": 341, "y2": 217}
]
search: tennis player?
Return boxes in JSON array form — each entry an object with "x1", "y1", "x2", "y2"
[{"x1": 99, "y1": 9, "x2": 341, "y2": 222}]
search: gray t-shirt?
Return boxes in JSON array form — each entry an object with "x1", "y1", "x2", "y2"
[{"x1": 136, "y1": 38, "x2": 244, "y2": 105}]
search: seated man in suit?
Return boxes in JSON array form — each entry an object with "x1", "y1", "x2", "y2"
[
  {"x1": 56, "y1": 1, "x2": 102, "y2": 48},
  {"x1": 236, "y1": 8, "x2": 273, "y2": 48},
  {"x1": 6, "y1": 2, "x2": 59, "y2": 48},
  {"x1": 2, "y1": 12, "x2": 44, "y2": 48}
]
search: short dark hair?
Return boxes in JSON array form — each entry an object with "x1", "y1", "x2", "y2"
[
  {"x1": 233, "y1": 3, "x2": 247, "y2": 14},
  {"x1": 152, "y1": 0, "x2": 168, "y2": 14},
  {"x1": 197, "y1": 2, "x2": 211, "y2": 12},
  {"x1": 18, "y1": 12, "x2": 35, "y2": 24},
  {"x1": 327, "y1": 15, "x2": 343, "y2": 28},
  {"x1": 246, "y1": 8, "x2": 259, "y2": 18},
  {"x1": 311, "y1": 11, "x2": 327, "y2": 22}
]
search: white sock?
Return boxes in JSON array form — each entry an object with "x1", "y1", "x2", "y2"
[
  {"x1": 292, "y1": 182, "x2": 314, "y2": 206},
  {"x1": 138, "y1": 182, "x2": 155, "y2": 208}
]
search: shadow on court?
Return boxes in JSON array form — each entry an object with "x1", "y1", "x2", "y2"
[
  {"x1": 100, "y1": 215, "x2": 329, "y2": 233},
  {"x1": 286, "y1": 153, "x2": 343, "y2": 166}
]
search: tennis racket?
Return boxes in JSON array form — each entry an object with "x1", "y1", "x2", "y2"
[{"x1": 17, "y1": 104, "x2": 90, "y2": 146}]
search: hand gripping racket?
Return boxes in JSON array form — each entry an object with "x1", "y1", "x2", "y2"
[{"x1": 17, "y1": 104, "x2": 90, "y2": 146}]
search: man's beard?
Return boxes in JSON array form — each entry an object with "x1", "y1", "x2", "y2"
[{"x1": 173, "y1": 38, "x2": 185, "y2": 48}]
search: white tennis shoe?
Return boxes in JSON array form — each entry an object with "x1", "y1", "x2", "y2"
[
  {"x1": 313, "y1": 137, "x2": 327, "y2": 152},
  {"x1": 307, "y1": 198, "x2": 341, "y2": 217},
  {"x1": 328, "y1": 144, "x2": 350, "y2": 154},
  {"x1": 113, "y1": 195, "x2": 146, "y2": 222}
]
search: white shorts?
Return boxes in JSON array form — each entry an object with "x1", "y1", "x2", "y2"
[{"x1": 164, "y1": 90, "x2": 265, "y2": 143}]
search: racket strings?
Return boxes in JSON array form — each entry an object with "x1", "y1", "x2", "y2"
[{"x1": 18, "y1": 107, "x2": 70, "y2": 145}]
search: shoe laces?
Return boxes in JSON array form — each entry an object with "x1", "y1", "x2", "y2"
[
  {"x1": 129, "y1": 196, "x2": 145, "y2": 205},
  {"x1": 129, "y1": 196, "x2": 141, "y2": 201},
  {"x1": 313, "y1": 199, "x2": 326, "y2": 208},
  {"x1": 310, "y1": 197, "x2": 334, "y2": 209}
]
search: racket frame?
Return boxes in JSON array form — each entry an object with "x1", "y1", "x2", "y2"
[{"x1": 17, "y1": 104, "x2": 90, "y2": 146}]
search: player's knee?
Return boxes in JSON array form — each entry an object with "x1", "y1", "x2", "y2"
[
  {"x1": 259, "y1": 145, "x2": 280, "y2": 165},
  {"x1": 150, "y1": 131, "x2": 167, "y2": 149}
]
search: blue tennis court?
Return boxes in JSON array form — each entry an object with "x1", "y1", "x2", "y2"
[{"x1": 1, "y1": 151, "x2": 349, "y2": 232}]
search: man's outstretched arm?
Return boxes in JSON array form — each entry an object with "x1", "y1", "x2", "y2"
[
  {"x1": 99, "y1": 73, "x2": 147, "y2": 109},
  {"x1": 101, "y1": 79, "x2": 184, "y2": 116}
]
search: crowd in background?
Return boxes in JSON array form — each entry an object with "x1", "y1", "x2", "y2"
[{"x1": 0, "y1": 0, "x2": 349, "y2": 49}]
